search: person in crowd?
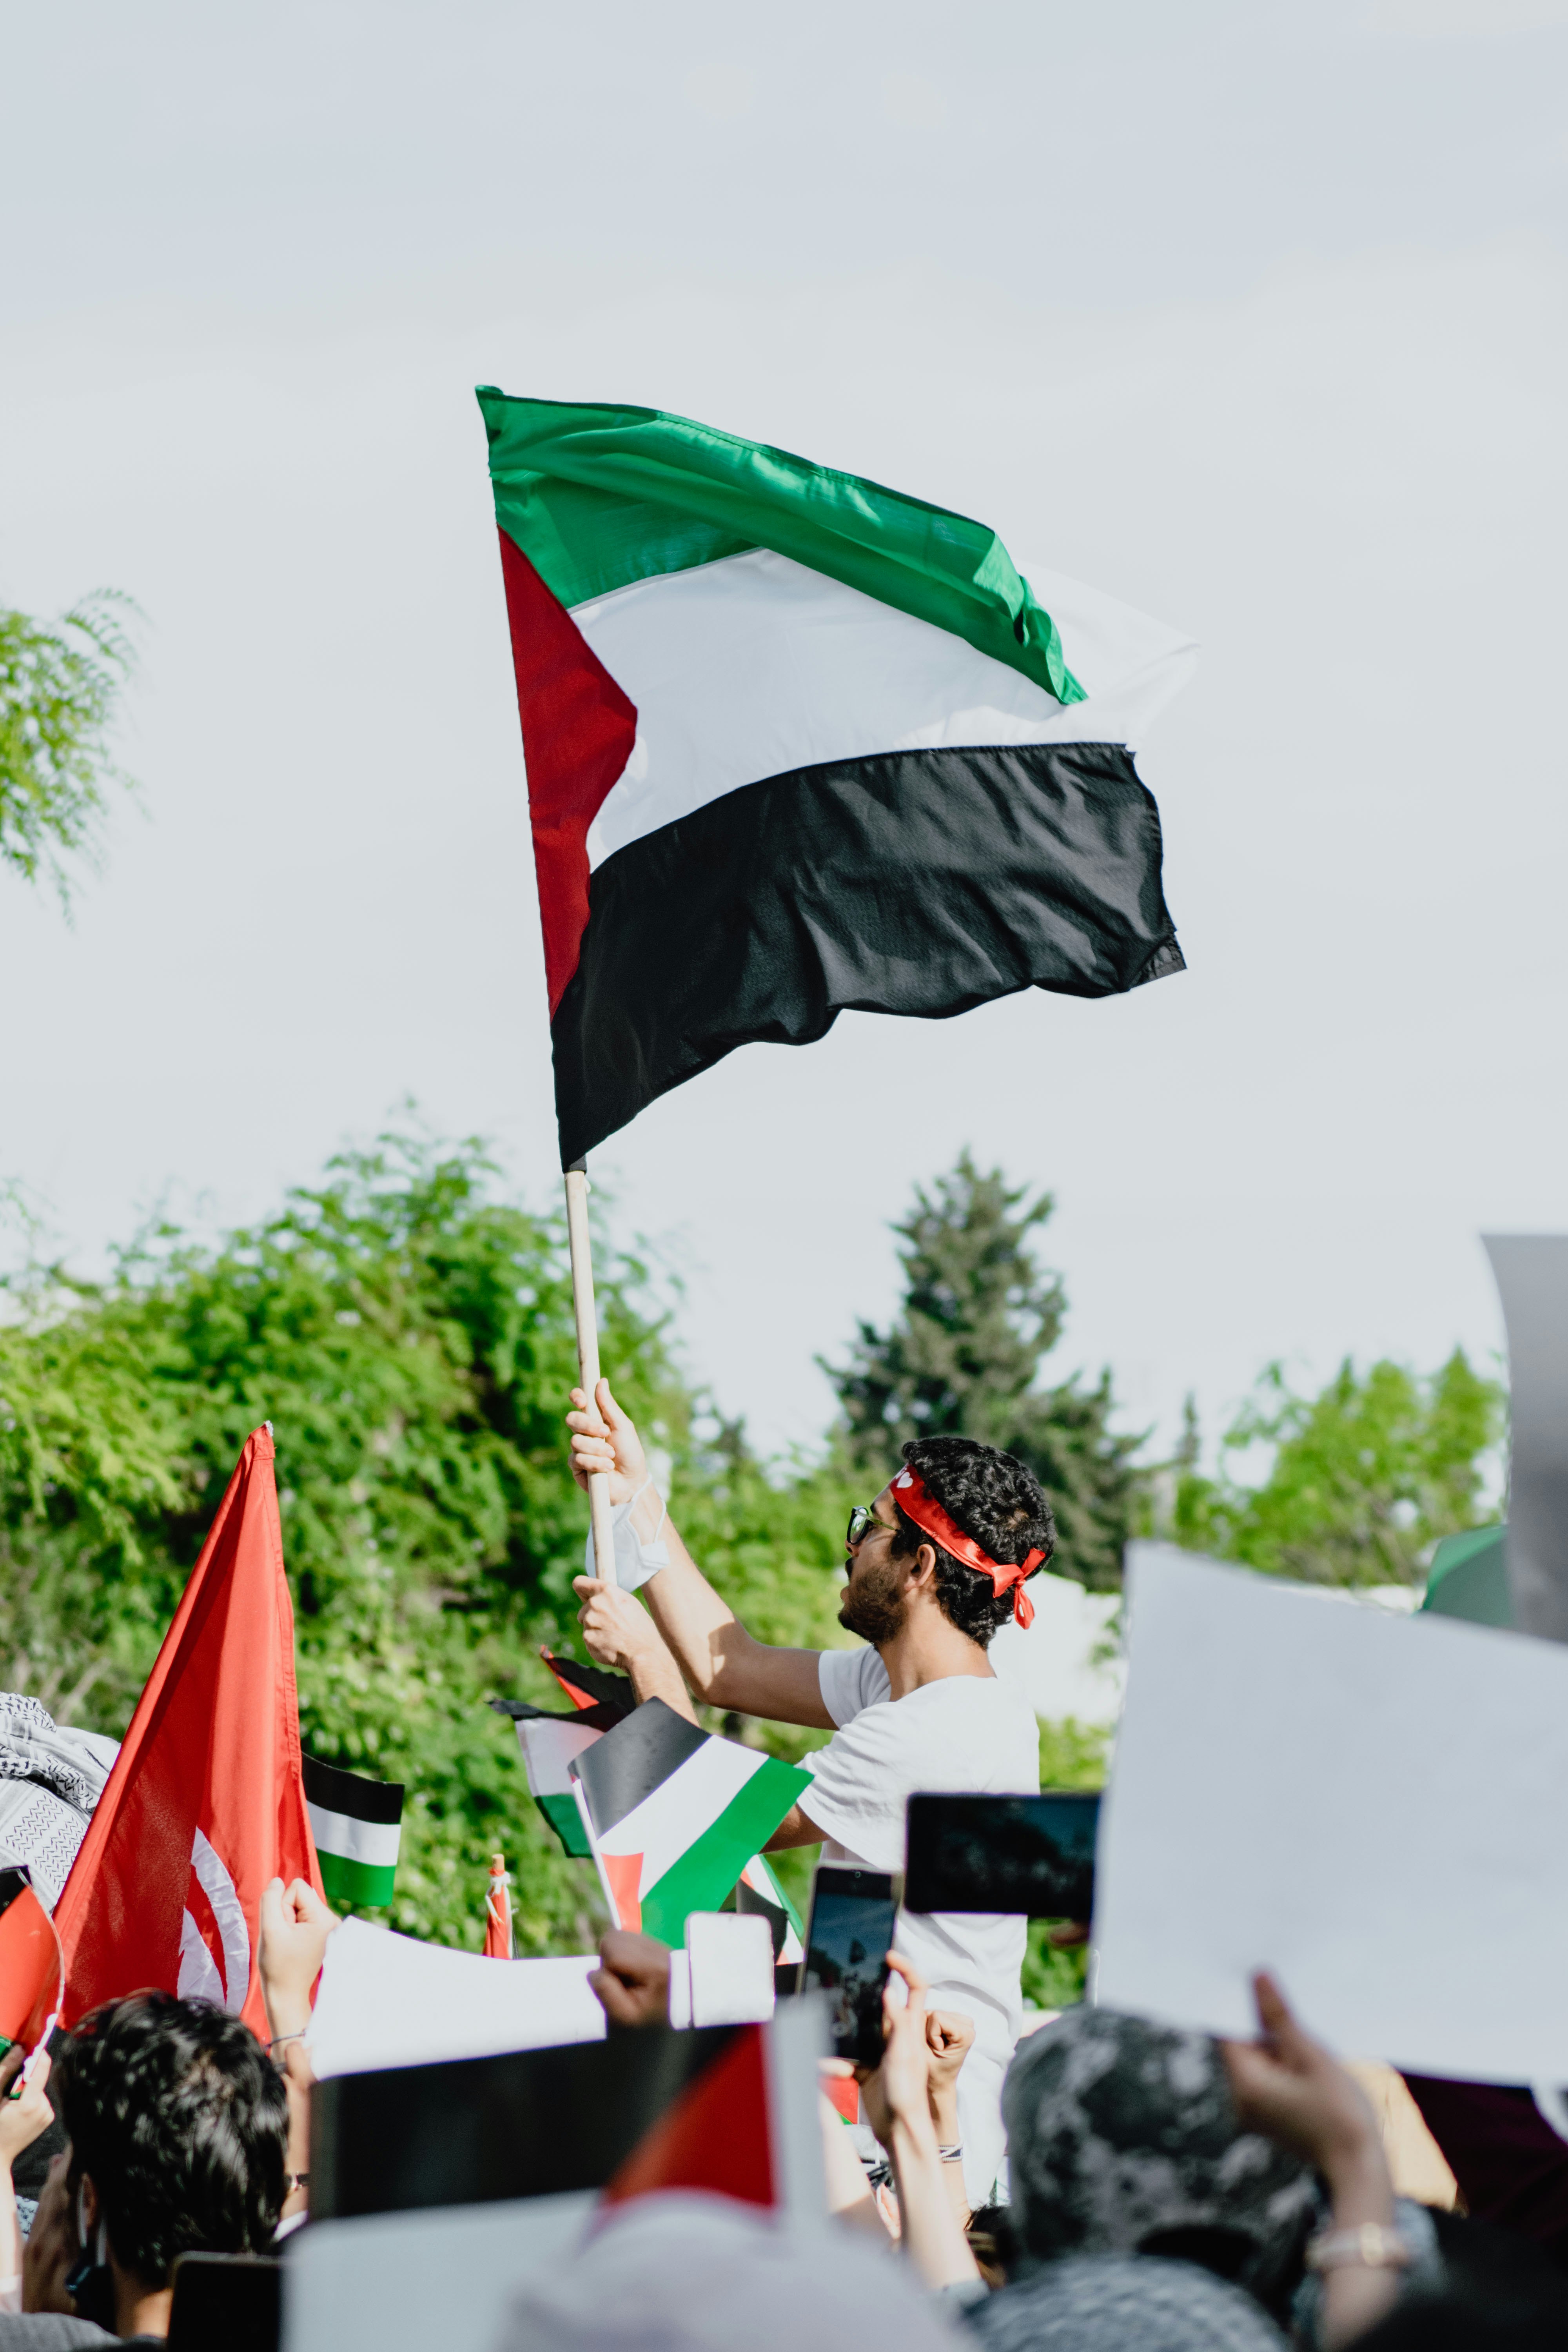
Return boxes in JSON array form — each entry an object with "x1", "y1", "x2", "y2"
[
  {"x1": 587, "y1": 1927, "x2": 674, "y2": 2030},
  {"x1": 8, "y1": 2161, "x2": 112, "y2": 2350},
  {"x1": 494, "y1": 2185, "x2": 959, "y2": 2352},
  {"x1": 1397, "y1": 2074, "x2": 1568, "y2": 2266},
  {"x1": 256, "y1": 1873, "x2": 338, "y2": 2238},
  {"x1": 0, "y1": 2051, "x2": 56, "y2": 2318},
  {"x1": 1348, "y1": 2215, "x2": 1568, "y2": 2350},
  {"x1": 567, "y1": 1380, "x2": 1047, "y2": 2198},
  {"x1": 20, "y1": 1993, "x2": 287, "y2": 2341},
  {"x1": 870, "y1": 1963, "x2": 1465, "y2": 2350},
  {"x1": 586, "y1": 1926, "x2": 976, "y2": 2243},
  {"x1": 849, "y1": 1956, "x2": 976, "y2": 2241}
]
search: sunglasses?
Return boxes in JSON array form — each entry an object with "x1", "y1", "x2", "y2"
[{"x1": 846, "y1": 1503, "x2": 890, "y2": 1549}]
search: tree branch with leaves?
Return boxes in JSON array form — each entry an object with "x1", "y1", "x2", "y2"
[
  {"x1": 0, "y1": 590, "x2": 140, "y2": 906},
  {"x1": 822, "y1": 1152, "x2": 1146, "y2": 1590}
]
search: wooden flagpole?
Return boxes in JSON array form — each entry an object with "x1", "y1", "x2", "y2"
[{"x1": 564, "y1": 1161, "x2": 621, "y2": 1588}]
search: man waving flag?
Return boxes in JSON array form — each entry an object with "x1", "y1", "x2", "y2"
[{"x1": 478, "y1": 391, "x2": 1195, "y2": 1166}]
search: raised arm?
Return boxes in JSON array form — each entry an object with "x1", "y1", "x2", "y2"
[
  {"x1": 568, "y1": 1380, "x2": 835, "y2": 1730},
  {"x1": 1223, "y1": 1972, "x2": 1404, "y2": 2352}
]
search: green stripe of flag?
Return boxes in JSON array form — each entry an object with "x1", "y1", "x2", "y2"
[
  {"x1": 536, "y1": 1790, "x2": 594, "y2": 1858},
  {"x1": 477, "y1": 392, "x2": 1084, "y2": 708},
  {"x1": 757, "y1": 1854, "x2": 804, "y2": 1943},
  {"x1": 640, "y1": 1753, "x2": 811, "y2": 1946},
  {"x1": 317, "y1": 1850, "x2": 398, "y2": 1909}
]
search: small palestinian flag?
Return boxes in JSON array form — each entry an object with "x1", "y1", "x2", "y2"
[
  {"x1": 602, "y1": 2023, "x2": 773, "y2": 2208},
  {"x1": 735, "y1": 1854, "x2": 804, "y2": 1965},
  {"x1": 490, "y1": 1653, "x2": 633, "y2": 1859},
  {"x1": 601, "y1": 1998, "x2": 825, "y2": 2215},
  {"x1": 302, "y1": 1754, "x2": 403, "y2": 1910},
  {"x1": 573, "y1": 1699, "x2": 810, "y2": 1944},
  {"x1": 539, "y1": 1650, "x2": 634, "y2": 1719},
  {"x1": 479, "y1": 392, "x2": 1194, "y2": 1165},
  {"x1": 491, "y1": 1697, "x2": 610, "y2": 1858}
]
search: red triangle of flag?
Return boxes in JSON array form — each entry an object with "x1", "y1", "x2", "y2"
[
  {"x1": 602, "y1": 1851, "x2": 643, "y2": 1933},
  {"x1": 601, "y1": 2025, "x2": 775, "y2": 2210},
  {"x1": 497, "y1": 536, "x2": 637, "y2": 1015}
]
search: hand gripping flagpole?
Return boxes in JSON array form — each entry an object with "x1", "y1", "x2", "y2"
[{"x1": 564, "y1": 1159, "x2": 621, "y2": 1589}]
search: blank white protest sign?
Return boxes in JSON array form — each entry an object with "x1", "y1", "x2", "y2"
[
  {"x1": 1094, "y1": 1544, "x2": 1568, "y2": 2083},
  {"x1": 307, "y1": 1916, "x2": 604, "y2": 2078},
  {"x1": 687, "y1": 1911, "x2": 776, "y2": 2027},
  {"x1": 284, "y1": 2191, "x2": 595, "y2": 2352}
]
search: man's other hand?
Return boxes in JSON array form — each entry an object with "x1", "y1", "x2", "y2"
[
  {"x1": 590, "y1": 1929, "x2": 671, "y2": 2028},
  {"x1": 575, "y1": 1574, "x2": 700, "y2": 1722},
  {"x1": 566, "y1": 1379, "x2": 648, "y2": 1505},
  {"x1": 575, "y1": 1575, "x2": 660, "y2": 1675}
]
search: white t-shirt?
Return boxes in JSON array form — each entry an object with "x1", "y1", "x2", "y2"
[{"x1": 804, "y1": 1645, "x2": 1039, "y2": 2074}]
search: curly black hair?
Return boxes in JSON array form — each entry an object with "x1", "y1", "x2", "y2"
[
  {"x1": 54, "y1": 1991, "x2": 288, "y2": 2287},
  {"x1": 891, "y1": 1434, "x2": 1055, "y2": 1647}
]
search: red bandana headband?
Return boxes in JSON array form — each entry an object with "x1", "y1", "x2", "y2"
[{"x1": 890, "y1": 1467, "x2": 1047, "y2": 1631}]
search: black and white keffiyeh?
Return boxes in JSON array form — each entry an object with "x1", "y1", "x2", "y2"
[
  {"x1": 1002, "y1": 2007, "x2": 1319, "y2": 2298},
  {"x1": 0, "y1": 1695, "x2": 119, "y2": 1912},
  {"x1": 965, "y1": 2253, "x2": 1289, "y2": 2352}
]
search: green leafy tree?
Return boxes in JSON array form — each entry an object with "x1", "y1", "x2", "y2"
[
  {"x1": 1170, "y1": 1352, "x2": 1503, "y2": 1585},
  {"x1": 0, "y1": 1131, "x2": 853, "y2": 1951},
  {"x1": 825, "y1": 1154, "x2": 1145, "y2": 1588},
  {"x1": 0, "y1": 592, "x2": 139, "y2": 903}
]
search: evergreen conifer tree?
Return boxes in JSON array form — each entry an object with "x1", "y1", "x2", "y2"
[{"x1": 825, "y1": 1155, "x2": 1144, "y2": 1589}]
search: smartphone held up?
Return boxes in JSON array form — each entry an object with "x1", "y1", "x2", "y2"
[
  {"x1": 903, "y1": 1791, "x2": 1102, "y2": 1920},
  {"x1": 800, "y1": 1866, "x2": 901, "y2": 2067},
  {"x1": 791, "y1": 1790, "x2": 1102, "y2": 2065}
]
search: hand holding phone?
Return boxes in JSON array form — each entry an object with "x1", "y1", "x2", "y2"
[{"x1": 801, "y1": 1866, "x2": 900, "y2": 2066}]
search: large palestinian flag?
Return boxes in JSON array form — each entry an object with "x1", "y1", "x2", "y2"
[{"x1": 478, "y1": 392, "x2": 1195, "y2": 1165}]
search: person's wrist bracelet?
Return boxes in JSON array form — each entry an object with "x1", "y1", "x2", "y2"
[
  {"x1": 1305, "y1": 2223, "x2": 1410, "y2": 2274},
  {"x1": 937, "y1": 2143, "x2": 964, "y2": 2165},
  {"x1": 269, "y1": 2030, "x2": 308, "y2": 2068}
]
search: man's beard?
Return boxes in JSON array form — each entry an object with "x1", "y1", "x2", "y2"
[{"x1": 838, "y1": 1552, "x2": 907, "y2": 1646}]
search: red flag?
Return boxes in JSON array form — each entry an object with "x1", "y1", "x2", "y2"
[{"x1": 36, "y1": 1426, "x2": 321, "y2": 2042}]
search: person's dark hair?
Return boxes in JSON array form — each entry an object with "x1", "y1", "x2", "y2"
[
  {"x1": 965, "y1": 2200, "x2": 1020, "y2": 2289},
  {"x1": 54, "y1": 1991, "x2": 288, "y2": 2287},
  {"x1": 891, "y1": 1436, "x2": 1056, "y2": 1647}
]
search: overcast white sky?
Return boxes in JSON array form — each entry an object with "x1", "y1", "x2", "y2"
[{"x1": 5, "y1": 0, "x2": 1568, "y2": 1465}]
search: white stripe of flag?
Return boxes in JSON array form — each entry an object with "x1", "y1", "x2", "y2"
[{"x1": 305, "y1": 1802, "x2": 401, "y2": 1871}]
